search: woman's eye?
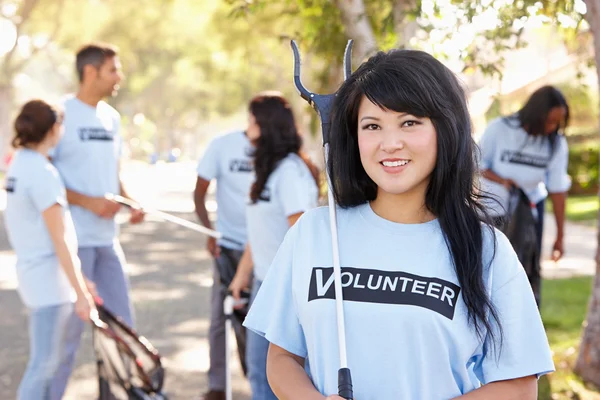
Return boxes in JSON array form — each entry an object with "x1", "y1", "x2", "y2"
[
  {"x1": 362, "y1": 123, "x2": 380, "y2": 130},
  {"x1": 402, "y1": 120, "x2": 420, "y2": 128}
]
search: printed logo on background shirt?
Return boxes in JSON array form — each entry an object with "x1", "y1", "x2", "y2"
[
  {"x1": 78, "y1": 127, "x2": 113, "y2": 141},
  {"x1": 229, "y1": 159, "x2": 253, "y2": 173},
  {"x1": 4, "y1": 177, "x2": 16, "y2": 193},
  {"x1": 500, "y1": 150, "x2": 549, "y2": 169},
  {"x1": 308, "y1": 267, "x2": 461, "y2": 320}
]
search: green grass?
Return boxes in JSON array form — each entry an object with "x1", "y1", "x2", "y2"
[
  {"x1": 547, "y1": 195, "x2": 598, "y2": 223},
  {"x1": 539, "y1": 276, "x2": 600, "y2": 399}
]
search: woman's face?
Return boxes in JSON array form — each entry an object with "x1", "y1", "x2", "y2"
[
  {"x1": 357, "y1": 96, "x2": 438, "y2": 199},
  {"x1": 545, "y1": 106, "x2": 566, "y2": 135},
  {"x1": 246, "y1": 112, "x2": 261, "y2": 141},
  {"x1": 48, "y1": 120, "x2": 64, "y2": 147}
]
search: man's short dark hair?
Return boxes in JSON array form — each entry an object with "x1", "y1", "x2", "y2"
[{"x1": 75, "y1": 43, "x2": 118, "y2": 82}]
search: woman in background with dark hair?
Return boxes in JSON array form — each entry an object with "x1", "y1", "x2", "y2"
[
  {"x1": 4, "y1": 100, "x2": 97, "y2": 399},
  {"x1": 242, "y1": 51, "x2": 553, "y2": 399},
  {"x1": 229, "y1": 91, "x2": 319, "y2": 399},
  {"x1": 479, "y1": 85, "x2": 571, "y2": 304}
]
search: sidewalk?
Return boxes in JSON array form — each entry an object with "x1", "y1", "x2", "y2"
[{"x1": 541, "y1": 215, "x2": 597, "y2": 279}]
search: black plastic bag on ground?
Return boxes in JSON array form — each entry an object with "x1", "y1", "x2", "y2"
[{"x1": 502, "y1": 188, "x2": 541, "y2": 305}]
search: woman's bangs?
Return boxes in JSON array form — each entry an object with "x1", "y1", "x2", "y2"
[{"x1": 359, "y1": 71, "x2": 429, "y2": 118}]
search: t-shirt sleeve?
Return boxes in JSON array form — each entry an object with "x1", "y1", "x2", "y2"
[
  {"x1": 29, "y1": 166, "x2": 67, "y2": 212},
  {"x1": 243, "y1": 223, "x2": 308, "y2": 358},
  {"x1": 477, "y1": 121, "x2": 500, "y2": 170},
  {"x1": 275, "y1": 162, "x2": 317, "y2": 217},
  {"x1": 473, "y1": 232, "x2": 554, "y2": 384},
  {"x1": 196, "y1": 138, "x2": 220, "y2": 181},
  {"x1": 546, "y1": 135, "x2": 571, "y2": 193}
]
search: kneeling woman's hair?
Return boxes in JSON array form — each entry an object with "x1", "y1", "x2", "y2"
[{"x1": 328, "y1": 49, "x2": 501, "y2": 344}]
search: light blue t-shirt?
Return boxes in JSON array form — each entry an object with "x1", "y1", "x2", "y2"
[
  {"x1": 478, "y1": 117, "x2": 571, "y2": 216},
  {"x1": 244, "y1": 203, "x2": 554, "y2": 399},
  {"x1": 4, "y1": 149, "x2": 77, "y2": 308},
  {"x1": 197, "y1": 131, "x2": 254, "y2": 250},
  {"x1": 246, "y1": 154, "x2": 318, "y2": 280},
  {"x1": 52, "y1": 96, "x2": 122, "y2": 247}
]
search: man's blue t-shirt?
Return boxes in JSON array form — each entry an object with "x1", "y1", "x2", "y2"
[
  {"x1": 52, "y1": 96, "x2": 122, "y2": 247},
  {"x1": 244, "y1": 203, "x2": 554, "y2": 399},
  {"x1": 197, "y1": 131, "x2": 254, "y2": 250}
]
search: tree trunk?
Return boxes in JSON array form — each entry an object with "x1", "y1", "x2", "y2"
[
  {"x1": 0, "y1": 84, "x2": 14, "y2": 171},
  {"x1": 574, "y1": 0, "x2": 600, "y2": 387},
  {"x1": 393, "y1": 0, "x2": 418, "y2": 49},
  {"x1": 335, "y1": 0, "x2": 378, "y2": 63}
]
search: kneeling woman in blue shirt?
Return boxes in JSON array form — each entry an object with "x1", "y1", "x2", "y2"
[
  {"x1": 4, "y1": 100, "x2": 97, "y2": 399},
  {"x1": 229, "y1": 92, "x2": 320, "y2": 399},
  {"x1": 242, "y1": 52, "x2": 554, "y2": 399}
]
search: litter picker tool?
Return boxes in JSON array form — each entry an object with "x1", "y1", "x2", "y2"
[
  {"x1": 290, "y1": 39, "x2": 354, "y2": 400},
  {"x1": 107, "y1": 194, "x2": 243, "y2": 248},
  {"x1": 224, "y1": 291, "x2": 249, "y2": 400}
]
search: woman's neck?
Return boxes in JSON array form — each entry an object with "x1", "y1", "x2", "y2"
[
  {"x1": 370, "y1": 188, "x2": 435, "y2": 224},
  {"x1": 25, "y1": 141, "x2": 52, "y2": 158}
]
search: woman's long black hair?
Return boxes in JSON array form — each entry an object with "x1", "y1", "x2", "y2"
[
  {"x1": 249, "y1": 92, "x2": 319, "y2": 203},
  {"x1": 328, "y1": 49, "x2": 501, "y2": 344},
  {"x1": 506, "y1": 85, "x2": 569, "y2": 154}
]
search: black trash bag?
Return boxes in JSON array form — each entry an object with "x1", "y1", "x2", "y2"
[
  {"x1": 92, "y1": 304, "x2": 168, "y2": 400},
  {"x1": 502, "y1": 188, "x2": 541, "y2": 306},
  {"x1": 214, "y1": 246, "x2": 249, "y2": 376}
]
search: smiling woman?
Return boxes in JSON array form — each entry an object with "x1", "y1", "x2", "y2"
[{"x1": 242, "y1": 49, "x2": 554, "y2": 400}]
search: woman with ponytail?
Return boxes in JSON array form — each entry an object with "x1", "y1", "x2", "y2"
[{"x1": 4, "y1": 100, "x2": 97, "y2": 399}]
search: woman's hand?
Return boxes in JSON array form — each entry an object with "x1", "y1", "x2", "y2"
[
  {"x1": 84, "y1": 278, "x2": 99, "y2": 300},
  {"x1": 75, "y1": 292, "x2": 96, "y2": 321},
  {"x1": 552, "y1": 237, "x2": 564, "y2": 261},
  {"x1": 229, "y1": 270, "x2": 251, "y2": 307}
]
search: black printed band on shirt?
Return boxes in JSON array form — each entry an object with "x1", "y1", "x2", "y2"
[{"x1": 308, "y1": 267, "x2": 461, "y2": 320}]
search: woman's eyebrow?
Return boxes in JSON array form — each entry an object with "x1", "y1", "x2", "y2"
[
  {"x1": 360, "y1": 112, "x2": 411, "y2": 123},
  {"x1": 359, "y1": 116, "x2": 379, "y2": 122}
]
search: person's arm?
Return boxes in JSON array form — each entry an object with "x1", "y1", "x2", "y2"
[
  {"x1": 549, "y1": 192, "x2": 567, "y2": 261},
  {"x1": 229, "y1": 244, "x2": 253, "y2": 302},
  {"x1": 42, "y1": 204, "x2": 95, "y2": 321},
  {"x1": 267, "y1": 344, "x2": 326, "y2": 400},
  {"x1": 66, "y1": 189, "x2": 121, "y2": 219},
  {"x1": 194, "y1": 176, "x2": 218, "y2": 257},
  {"x1": 287, "y1": 212, "x2": 303, "y2": 227},
  {"x1": 481, "y1": 169, "x2": 515, "y2": 190},
  {"x1": 453, "y1": 375, "x2": 537, "y2": 399},
  {"x1": 546, "y1": 136, "x2": 570, "y2": 262}
]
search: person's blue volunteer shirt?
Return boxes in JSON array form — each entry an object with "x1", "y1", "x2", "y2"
[
  {"x1": 246, "y1": 153, "x2": 318, "y2": 280},
  {"x1": 244, "y1": 203, "x2": 554, "y2": 399},
  {"x1": 196, "y1": 131, "x2": 254, "y2": 250},
  {"x1": 51, "y1": 96, "x2": 122, "y2": 247},
  {"x1": 4, "y1": 149, "x2": 77, "y2": 309},
  {"x1": 478, "y1": 117, "x2": 571, "y2": 216}
]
